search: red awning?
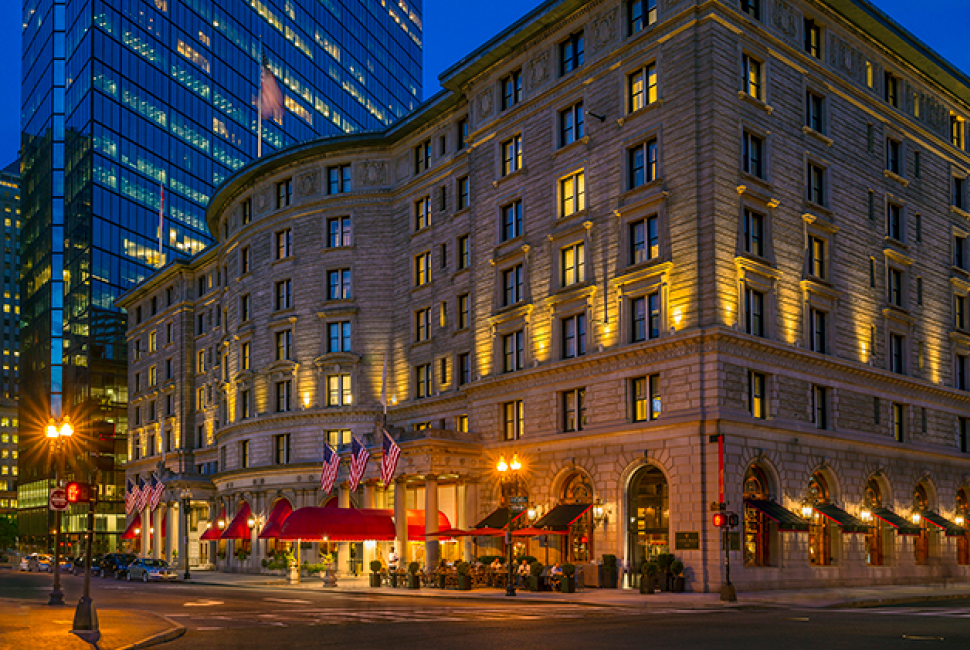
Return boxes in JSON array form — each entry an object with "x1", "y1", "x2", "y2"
[
  {"x1": 424, "y1": 528, "x2": 472, "y2": 537},
  {"x1": 258, "y1": 499, "x2": 294, "y2": 539},
  {"x1": 121, "y1": 514, "x2": 141, "y2": 540},
  {"x1": 511, "y1": 526, "x2": 568, "y2": 537},
  {"x1": 405, "y1": 509, "x2": 452, "y2": 541},
  {"x1": 221, "y1": 502, "x2": 253, "y2": 540},
  {"x1": 468, "y1": 527, "x2": 506, "y2": 536},
  {"x1": 200, "y1": 507, "x2": 227, "y2": 541},
  {"x1": 278, "y1": 507, "x2": 397, "y2": 542}
]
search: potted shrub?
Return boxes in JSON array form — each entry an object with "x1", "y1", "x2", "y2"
[
  {"x1": 656, "y1": 553, "x2": 674, "y2": 592},
  {"x1": 671, "y1": 559, "x2": 685, "y2": 593},
  {"x1": 640, "y1": 561, "x2": 658, "y2": 594},
  {"x1": 408, "y1": 561, "x2": 421, "y2": 589},
  {"x1": 529, "y1": 561, "x2": 544, "y2": 592},
  {"x1": 561, "y1": 563, "x2": 576, "y2": 593},
  {"x1": 235, "y1": 548, "x2": 250, "y2": 562},
  {"x1": 216, "y1": 551, "x2": 226, "y2": 561},
  {"x1": 369, "y1": 559, "x2": 383, "y2": 588},
  {"x1": 601, "y1": 554, "x2": 618, "y2": 589},
  {"x1": 456, "y1": 561, "x2": 472, "y2": 591}
]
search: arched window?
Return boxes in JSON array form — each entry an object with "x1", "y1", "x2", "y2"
[
  {"x1": 808, "y1": 472, "x2": 832, "y2": 566},
  {"x1": 561, "y1": 473, "x2": 594, "y2": 563},
  {"x1": 957, "y1": 489, "x2": 969, "y2": 566},
  {"x1": 627, "y1": 465, "x2": 669, "y2": 574},
  {"x1": 742, "y1": 465, "x2": 770, "y2": 567},
  {"x1": 864, "y1": 478, "x2": 884, "y2": 566},
  {"x1": 913, "y1": 484, "x2": 929, "y2": 565}
]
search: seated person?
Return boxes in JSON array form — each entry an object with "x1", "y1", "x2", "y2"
[
  {"x1": 490, "y1": 558, "x2": 503, "y2": 571},
  {"x1": 516, "y1": 559, "x2": 530, "y2": 587},
  {"x1": 549, "y1": 563, "x2": 563, "y2": 590}
]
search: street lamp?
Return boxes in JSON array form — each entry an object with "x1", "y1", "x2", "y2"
[
  {"x1": 496, "y1": 453, "x2": 523, "y2": 597},
  {"x1": 180, "y1": 488, "x2": 192, "y2": 580},
  {"x1": 47, "y1": 416, "x2": 73, "y2": 606}
]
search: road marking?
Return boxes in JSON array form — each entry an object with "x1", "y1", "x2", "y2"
[
  {"x1": 183, "y1": 599, "x2": 224, "y2": 607},
  {"x1": 902, "y1": 635, "x2": 944, "y2": 641},
  {"x1": 195, "y1": 627, "x2": 224, "y2": 631},
  {"x1": 264, "y1": 598, "x2": 311, "y2": 604},
  {"x1": 787, "y1": 617, "x2": 811, "y2": 621}
]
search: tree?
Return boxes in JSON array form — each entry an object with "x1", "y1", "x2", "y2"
[{"x1": 0, "y1": 514, "x2": 16, "y2": 550}]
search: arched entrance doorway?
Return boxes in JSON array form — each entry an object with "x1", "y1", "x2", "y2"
[
  {"x1": 808, "y1": 472, "x2": 832, "y2": 566},
  {"x1": 560, "y1": 472, "x2": 594, "y2": 563},
  {"x1": 913, "y1": 484, "x2": 930, "y2": 565},
  {"x1": 742, "y1": 465, "x2": 770, "y2": 567},
  {"x1": 627, "y1": 465, "x2": 669, "y2": 575},
  {"x1": 864, "y1": 478, "x2": 885, "y2": 566},
  {"x1": 957, "y1": 488, "x2": 969, "y2": 566}
]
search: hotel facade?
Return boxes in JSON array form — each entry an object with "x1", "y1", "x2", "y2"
[{"x1": 120, "y1": 0, "x2": 970, "y2": 591}]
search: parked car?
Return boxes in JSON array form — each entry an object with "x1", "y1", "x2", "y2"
[
  {"x1": 100, "y1": 553, "x2": 136, "y2": 579},
  {"x1": 72, "y1": 555, "x2": 103, "y2": 576},
  {"x1": 18, "y1": 555, "x2": 32, "y2": 571},
  {"x1": 27, "y1": 554, "x2": 53, "y2": 572},
  {"x1": 126, "y1": 558, "x2": 178, "y2": 582},
  {"x1": 47, "y1": 557, "x2": 73, "y2": 573}
]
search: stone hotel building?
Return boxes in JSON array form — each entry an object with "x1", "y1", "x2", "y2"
[{"x1": 120, "y1": 0, "x2": 970, "y2": 591}]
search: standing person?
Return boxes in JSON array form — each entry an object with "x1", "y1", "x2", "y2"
[{"x1": 388, "y1": 546, "x2": 399, "y2": 572}]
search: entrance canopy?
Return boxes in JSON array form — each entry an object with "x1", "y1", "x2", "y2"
[
  {"x1": 534, "y1": 503, "x2": 592, "y2": 530},
  {"x1": 474, "y1": 507, "x2": 527, "y2": 529},
  {"x1": 812, "y1": 503, "x2": 868, "y2": 533},
  {"x1": 744, "y1": 499, "x2": 809, "y2": 532},
  {"x1": 276, "y1": 507, "x2": 452, "y2": 542},
  {"x1": 872, "y1": 507, "x2": 921, "y2": 535},
  {"x1": 220, "y1": 502, "x2": 253, "y2": 540},
  {"x1": 200, "y1": 507, "x2": 227, "y2": 541},
  {"x1": 258, "y1": 499, "x2": 294, "y2": 539},
  {"x1": 121, "y1": 514, "x2": 141, "y2": 540},
  {"x1": 919, "y1": 510, "x2": 964, "y2": 536},
  {"x1": 511, "y1": 526, "x2": 568, "y2": 537}
]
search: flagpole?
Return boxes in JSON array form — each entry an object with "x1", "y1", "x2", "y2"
[{"x1": 257, "y1": 39, "x2": 263, "y2": 159}]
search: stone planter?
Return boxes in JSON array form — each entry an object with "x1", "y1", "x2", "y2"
[
  {"x1": 529, "y1": 576, "x2": 541, "y2": 592},
  {"x1": 408, "y1": 573, "x2": 421, "y2": 589},
  {"x1": 287, "y1": 566, "x2": 300, "y2": 584},
  {"x1": 640, "y1": 575, "x2": 657, "y2": 594},
  {"x1": 457, "y1": 574, "x2": 472, "y2": 590},
  {"x1": 320, "y1": 569, "x2": 337, "y2": 587},
  {"x1": 561, "y1": 575, "x2": 575, "y2": 593},
  {"x1": 370, "y1": 573, "x2": 382, "y2": 587},
  {"x1": 436, "y1": 574, "x2": 447, "y2": 589}
]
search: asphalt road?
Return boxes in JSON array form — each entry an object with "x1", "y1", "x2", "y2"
[{"x1": 3, "y1": 569, "x2": 970, "y2": 649}]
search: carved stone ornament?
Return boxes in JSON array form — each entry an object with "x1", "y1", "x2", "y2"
[
  {"x1": 360, "y1": 161, "x2": 387, "y2": 186},
  {"x1": 478, "y1": 88, "x2": 494, "y2": 119},
  {"x1": 255, "y1": 188, "x2": 270, "y2": 212},
  {"x1": 529, "y1": 51, "x2": 549, "y2": 89},
  {"x1": 771, "y1": 0, "x2": 797, "y2": 39},
  {"x1": 296, "y1": 170, "x2": 319, "y2": 197},
  {"x1": 592, "y1": 8, "x2": 617, "y2": 51}
]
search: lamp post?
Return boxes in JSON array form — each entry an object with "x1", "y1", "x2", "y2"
[
  {"x1": 180, "y1": 488, "x2": 192, "y2": 580},
  {"x1": 496, "y1": 453, "x2": 522, "y2": 597},
  {"x1": 47, "y1": 417, "x2": 73, "y2": 606}
]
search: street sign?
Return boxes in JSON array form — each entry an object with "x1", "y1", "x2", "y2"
[
  {"x1": 510, "y1": 504, "x2": 527, "y2": 513},
  {"x1": 509, "y1": 496, "x2": 528, "y2": 503},
  {"x1": 49, "y1": 487, "x2": 69, "y2": 511}
]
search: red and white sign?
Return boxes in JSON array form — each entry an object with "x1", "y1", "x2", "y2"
[{"x1": 49, "y1": 487, "x2": 69, "y2": 511}]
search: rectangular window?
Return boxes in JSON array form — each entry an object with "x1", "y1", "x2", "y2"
[
  {"x1": 885, "y1": 72, "x2": 899, "y2": 108},
  {"x1": 457, "y1": 176, "x2": 470, "y2": 210},
  {"x1": 741, "y1": 0, "x2": 760, "y2": 20},
  {"x1": 951, "y1": 115, "x2": 966, "y2": 150},
  {"x1": 745, "y1": 287, "x2": 765, "y2": 337},
  {"x1": 275, "y1": 228, "x2": 292, "y2": 259},
  {"x1": 502, "y1": 265, "x2": 524, "y2": 306},
  {"x1": 957, "y1": 354, "x2": 968, "y2": 391},
  {"x1": 197, "y1": 349, "x2": 206, "y2": 374},
  {"x1": 415, "y1": 252, "x2": 431, "y2": 286},
  {"x1": 649, "y1": 374, "x2": 661, "y2": 420},
  {"x1": 503, "y1": 400, "x2": 524, "y2": 440},
  {"x1": 242, "y1": 198, "x2": 252, "y2": 224},
  {"x1": 415, "y1": 308, "x2": 430, "y2": 342},
  {"x1": 276, "y1": 179, "x2": 292, "y2": 208},
  {"x1": 457, "y1": 118, "x2": 469, "y2": 150},
  {"x1": 500, "y1": 201, "x2": 523, "y2": 242},
  {"x1": 275, "y1": 329, "x2": 292, "y2": 361},
  {"x1": 560, "y1": 170, "x2": 586, "y2": 217},
  {"x1": 632, "y1": 376, "x2": 648, "y2": 422},
  {"x1": 808, "y1": 163, "x2": 825, "y2": 205},
  {"x1": 749, "y1": 371, "x2": 766, "y2": 418},
  {"x1": 327, "y1": 429, "x2": 352, "y2": 447},
  {"x1": 415, "y1": 196, "x2": 431, "y2": 230},
  {"x1": 562, "y1": 387, "x2": 587, "y2": 432},
  {"x1": 810, "y1": 308, "x2": 827, "y2": 354},
  {"x1": 742, "y1": 131, "x2": 764, "y2": 178},
  {"x1": 274, "y1": 279, "x2": 292, "y2": 310},
  {"x1": 627, "y1": 0, "x2": 657, "y2": 35},
  {"x1": 632, "y1": 292, "x2": 661, "y2": 342},
  {"x1": 415, "y1": 363, "x2": 431, "y2": 398},
  {"x1": 501, "y1": 70, "x2": 522, "y2": 110},
  {"x1": 327, "y1": 269, "x2": 352, "y2": 300},
  {"x1": 628, "y1": 64, "x2": 658, "y2": 112},
  {"x1": 458, "y1": 293, "x2": 470, "y2": 329},
  {"x1": 415, "y1": 140, "x2": 431, "y2": 174},
  {"x1": 149, "y1": 365, "x2": 157, "y2": 386},
  {"x1": 886, "y1": 138, "x2": 901, "y2": 175},
  {"x1": 240, "y1": 440, "x2": 250, "y2": 468},
  {"x1": 458, "y1": 352, "x2": 471, "y2": 386},
  {"x1": 327, "y1": 374, "x2": 352, "y2": 406},
  {"x1": 804, "y1": 18, "x2": 821, "y2": 58},
  {"x1": 742, "y1": 54, "x2": 762, "y2": 100},
  {"x1": 327, "y1": 217, "x2": 352, "y2": 247},
  {"x1": 503, "y1": 330, "x2": 525, "y2": 373},
  {"x1": 240, "y1": 389, "x2": 251, "y2": 419},
  {"x1": 559, "y1": 32, "x2": 585, "y2": 75},
  {"x1": 275, "y1": 380, "x2": 292, "y2": 412},
  {"x1": 960, "y1": 418, "x2": 969, "y2": 453},
  {"x1": 457, "y1": 235, "x2": 470, "y2": 270},
  {"x1": 501, "y1": 135, "x2": 522, "y2": 176},
  {"x1": 892, "y1": 402, "x2": 904, "y2": 441},
  {"x1": 561, "y1": 313, "x2": 587, "y2": 359},
  {"x1": 628, "y1": 139, "x2": 658, "y2": 189},
  {"x1": 559, "y1": 102, "x2": 585, "y2": 147},
  {"x1": 561, "y1": 242, "x2": 586, "y2": 287},
  {"x1": 149, "y1": 330, "x2": 157, "y2": 352},
  {"x1": 805, "y1": 91, "x2": 823, "y2": 132},
  {"x1": 630, "y1": 216, "x2": 660, "y2": 264},
  {"x1": 240, "y1": 246, "x2": 250, "y2": 274},
  {"x1": 742, "y1": 209, "x2": 764, "y2": 257},
  {"x1": 810, "y1": 236, "x2": 825, "y2": 279},
  {"x1": 327, "y1": 164, "x2": 352, "y2": 194},
  {"x1": 813, "y1": 385, "x2": 827, "y2": 429},
  {"x1": 327, "y1": 321, "x2": 351, "y2": 353},
  {"x1": 889, "y1": 268, "x2": 904, "y2": 308},
  {"x1": 275, "y1": 434, "x2": 290, "y2": 464},
  {"x1": 241, "y1": 341, "x2": 250, "y2": 370},
  {"x1": 887, "y1": 204, "x2": 903, "y2": 241},
  {"x1": 954, "y1": 177, "x2": 967, "y2": 210},
  {"x1": 956, "y1": 236, "x2": 967, "y2": 270},
  {"x1": 890, "y1": 333, "x2": 905, "y2": 374}
]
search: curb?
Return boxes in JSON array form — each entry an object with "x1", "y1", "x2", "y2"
[
  {"x1": 827, "y1": 592, "x2": 970, "y2": 609},
  {"x1": 115, "y1": 613, "x2": 186, "y2": 650}
]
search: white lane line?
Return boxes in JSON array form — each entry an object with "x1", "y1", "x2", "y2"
[
  {"x1": 195, "y1": 626, "x2": 224, "y2": 631},
  {"x1": 183, "y1": 599, "x2": 225, "y2": 607},
  {"x1": 264, "y1": 598, "x2": 312, "y2": 605}
]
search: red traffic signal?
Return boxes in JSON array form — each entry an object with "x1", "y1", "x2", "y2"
[
  {"x1": 712, "y1": 512, "x2": 728, "y2": 527},
  {"x1": 65, "y1": 481, "x2": 93, "y2": 504},
  {"x1": 728, "y1": 513, "x2": 740, "y2": 528}
]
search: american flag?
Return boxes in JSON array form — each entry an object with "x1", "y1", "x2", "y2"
[
  {"x1": 380, "y1": 428, "x2": 401, "y2": 488},
  {"x1": 320, "y1": 443, "x2": 340, "y2": 495},
  {"x1": 148, "y1": 475, "x2": 166, "y2": 511},
  {"x1": 125, "y1": 477, "x2": 138, "y2": 515},
  {"x1": 348, "y1": 436, "x2": 370, "y2": 492},
  {"x1": 259, "y1": 54, "x2": 284, "y2": 122},
  {"x1": 136, "y1": 477, "x2": 150, "y2": 512}
]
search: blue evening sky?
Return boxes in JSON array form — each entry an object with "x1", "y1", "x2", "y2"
[{"x1": 0, "y1": 1, "x2": 967, "y2": 167}]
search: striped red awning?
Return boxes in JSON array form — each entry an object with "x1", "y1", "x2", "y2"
[
  {"x1": 200, "y1": 507, "x2": 227, "y2": 541},
  {"x1": 220, "y1": 502, "x2": 252, "y2": 540},
  {"x1": 258, "y1": 499, "x2": 294, "y2": 539}
]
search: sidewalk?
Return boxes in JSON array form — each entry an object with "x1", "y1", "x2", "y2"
[
  {"x1": 0, "y1": 598, "x2": 185, "y2": 650},
  {"x1": 181, "y1": 570, "x2": 970, "y2": 610}
]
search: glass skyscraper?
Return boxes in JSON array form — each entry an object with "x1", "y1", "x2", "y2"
[{"x1": 18, "y1": 0, "x2": 422, "y2": 550}]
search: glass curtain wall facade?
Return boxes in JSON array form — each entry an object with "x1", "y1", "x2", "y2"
[
  {"x1": 0, "y1": 161, "x2": 20, "y2": 515},
  {"x1": 19, "y1": 0, "x2": 422, "y2": 550}
]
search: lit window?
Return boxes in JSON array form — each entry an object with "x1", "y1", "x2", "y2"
[{"x1": 560, "y1": 171, "x2": 586, "y2": 218}]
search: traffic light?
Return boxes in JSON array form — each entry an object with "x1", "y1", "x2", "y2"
[
  {"x1": 728, "y1": 513, "x2": 740, "y2": 528},
  {"x1": 712, "y1": 512, "x2": 728, "y2": 527},
  {"x1": 66, "y1": 481, "x2": 93, "y2": 504}
]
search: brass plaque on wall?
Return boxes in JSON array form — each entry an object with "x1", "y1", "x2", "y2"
[{"x1": 674, "y1": 532, "x2": 700, "y2": 550}]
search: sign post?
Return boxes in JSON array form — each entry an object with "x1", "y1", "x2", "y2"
[{"x1": 49, "y1": 487, "x2": 69, "y2": 512}]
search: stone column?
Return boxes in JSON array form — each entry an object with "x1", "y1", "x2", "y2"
[
  {"x1": 165, "y1": 500, "x2": 178, "y2": 564},
  {"x1": 362, "y1": 481, "x2": 377, "y2": 571},
  {"x1": 337, "y1": 484, "x2": 350, "y2": 573},
  {"x1": 394, "y1": 479, "x2": 408, "y2": 565},
  {"x1": 253, "y1": 493, "x2": 264, "y2": 570},
  {"x1": 152, "y1": 503, "x2": 164, "y2": 559},
  {"x1": 208, "y1": 501, "x2": 218, "y2": 569},
  {"x1": 424, "y1": 474, "x2": 439, "y2": 571},
  {"x1": 140, "y1": 504, "x2": 151, "y2": 557},
  {"x1": 463, "y1": 480, "x2": 479, "y2": 562}
]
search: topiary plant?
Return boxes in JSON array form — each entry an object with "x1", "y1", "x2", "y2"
[
  {"x1": 408, "y1": 561, "x2": 420, "y2": 575},
  {"x1": 562, "y1": 563, "x2": 576, "y2": 577},
  {"x1": 656, "y1": 553, "x2": 674, "y2": 572},
  {"x1": 456, "y1": 561, "x2": 471, "y2": 576},
  {"x1": 370, "y1": 559, "x2": 383, "y2": 573},
  {"x1": 642, "y1": 561, "x2": 659, "y2": 577},
  {"x1": 671, "y1": 559, "x2": 684, "y2": 576},
  {"x1": 530, "y1": 561, "x2": 544, "y2": 577}
]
